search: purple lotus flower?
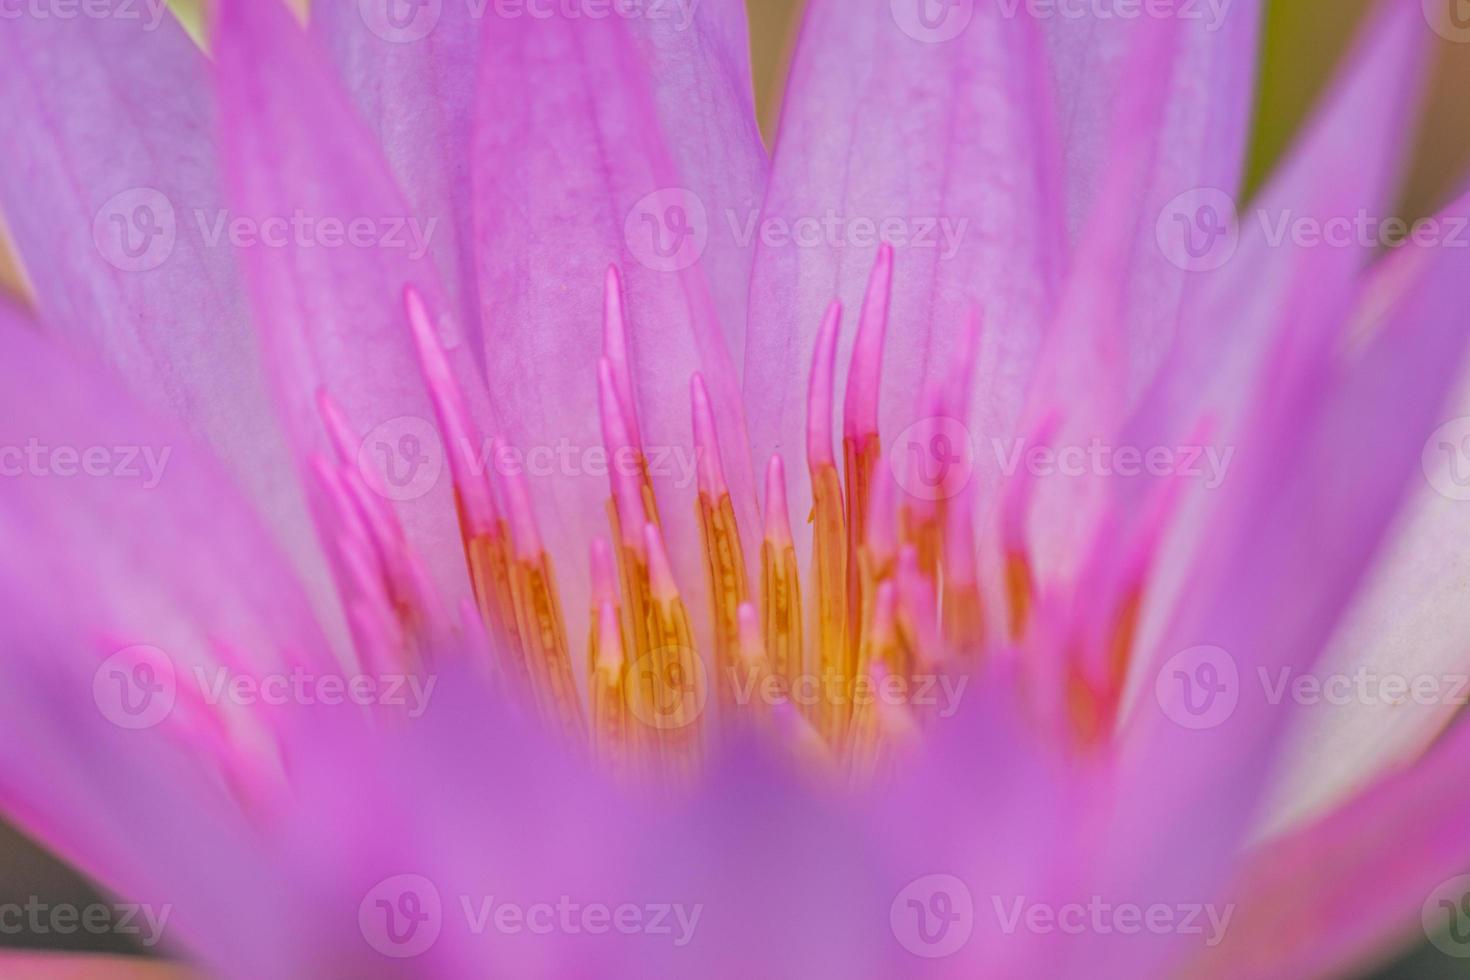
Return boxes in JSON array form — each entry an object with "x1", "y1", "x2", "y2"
[{"x1": 2, "y1": 0, "x2": 1470, "y2": 976}]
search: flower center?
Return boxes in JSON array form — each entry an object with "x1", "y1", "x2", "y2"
[{"x1": 308, "y1": 248, "x2": 1158, "y2": 781}]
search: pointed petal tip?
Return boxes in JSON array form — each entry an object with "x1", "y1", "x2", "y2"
[
  {"x1": 643, "y1": 522, "x2": 679, "y2": 601},
  {"x1": 806, "y1": 300, "x2": 842, "y2": 468},
  {"x1": 764, "y1": 454, "x2": 793, "y2": 546}
]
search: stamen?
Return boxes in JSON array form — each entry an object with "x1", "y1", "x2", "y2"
[
  {"x1": 404, "y1": 285, "x2": 497, "y2": 535},
  {"x1": 895, "y1": 546, "x2": 939, "y2": 677},
  {"x1": 602, "y1": 265, "x2": 644, "y2": 449},
  {"x1": 692, "y1": 375, "x2": 750, "y2": 726},
  {"x1": 500, "y1": 461, "x2": 584, "y2": 743},
  {"x1": 806, "y1": 300, "x2": 842, "y2": 469},
  {"x1": 1000, "y1": 413, "x2": 1058, "y2": 640},
  {"x1": 590, "y1": 598, "x2": 630, "y2": 777},
  {"x1": 499, "y1": 447, "x2": 543, "y2": 561},
  {"x1": 591, "y1": 537, "x2": 620, "y2": 606},
  {"x1": 843, "y1": 245, "x2": 893, "y2": 582},
  {"x1": 638, "y1": 522, "x2": 704, "y2": 780},
  {"x1": 942, "y1": 492, "x2": 985, "y2": 654},
  {"x1": 690, "y1": 373, "x2": 729, "y2": 498},
  {"x1": 807, "y1": 302, "x2": 850, "y2": 746},
  {"x1": 598, "y1": 359, "x2": 651, "y2": 551},
  {"x1": 760, "y1": 455, "x2": 805, "y2": 703},
  {"x1": 843, "y1": 248, "x2": 894, "y2": 698},
  {"x1": 306, "y1": 438, "x2": 443, "y2": 667},
  {"x1": 730, "y1": 601, "x2": 773, "y2": 732},
  {"x1": 603, "y1": 267, "x2": 661, "y2": 519},
  {"x1": 848, "y1": 581, "x2": 897, "y2": 781},
  {"x1": 843, "y1": 243, "x2": 894, "y2": 447}
]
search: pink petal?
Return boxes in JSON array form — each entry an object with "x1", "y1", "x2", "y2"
[
  {"x1": 311, "y1": 0, "x2": 487, "y2": 363},
  {"x1": 1102, "y1": 0, "x2": 1431, "y2": 628},
  {"x1": 471, "y1": 7, "x2": 761, "y2": 642},
  {"x1": 212, "y1": 0, "x2": 495, "y2": 606},
  {"x1": 1041, "y1": 0, "x2": 1265, "y2": 389},
  {"x1": 1088, "y1": 145, "x2": 1470, "y2": 980},
  {"x1": 0, "y1": 305, "x2": 333, "y2": 971},
  {"x1": 1193, "y1": 714, "x2": 1470, "y2": 980},
  {"x1": 1044, "y1": 0, "x2": 1262, "y2": 225},
  {"x1": 743, "y1": 0, "x2": 1066, "y2": 563},
  {"x1": 0, "y1": 6, "x2": 337, "y2": 635},
  {"x1": 626, "y1": 0, "x2": 770, "y2": 359}
]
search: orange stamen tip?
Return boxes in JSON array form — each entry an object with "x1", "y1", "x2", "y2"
[
  {"x1": 763, "y1": 455, "x2": 793, "y2": 547},
  {"x1": 690, "y1": 372, "x2": 728, "y2": 497},
  {"x1": 643, "y1": 522, "x2": 679, "y2": 601},
  {"x1": 806, "y1": 300, "x2": 842, "y2": 469}
]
